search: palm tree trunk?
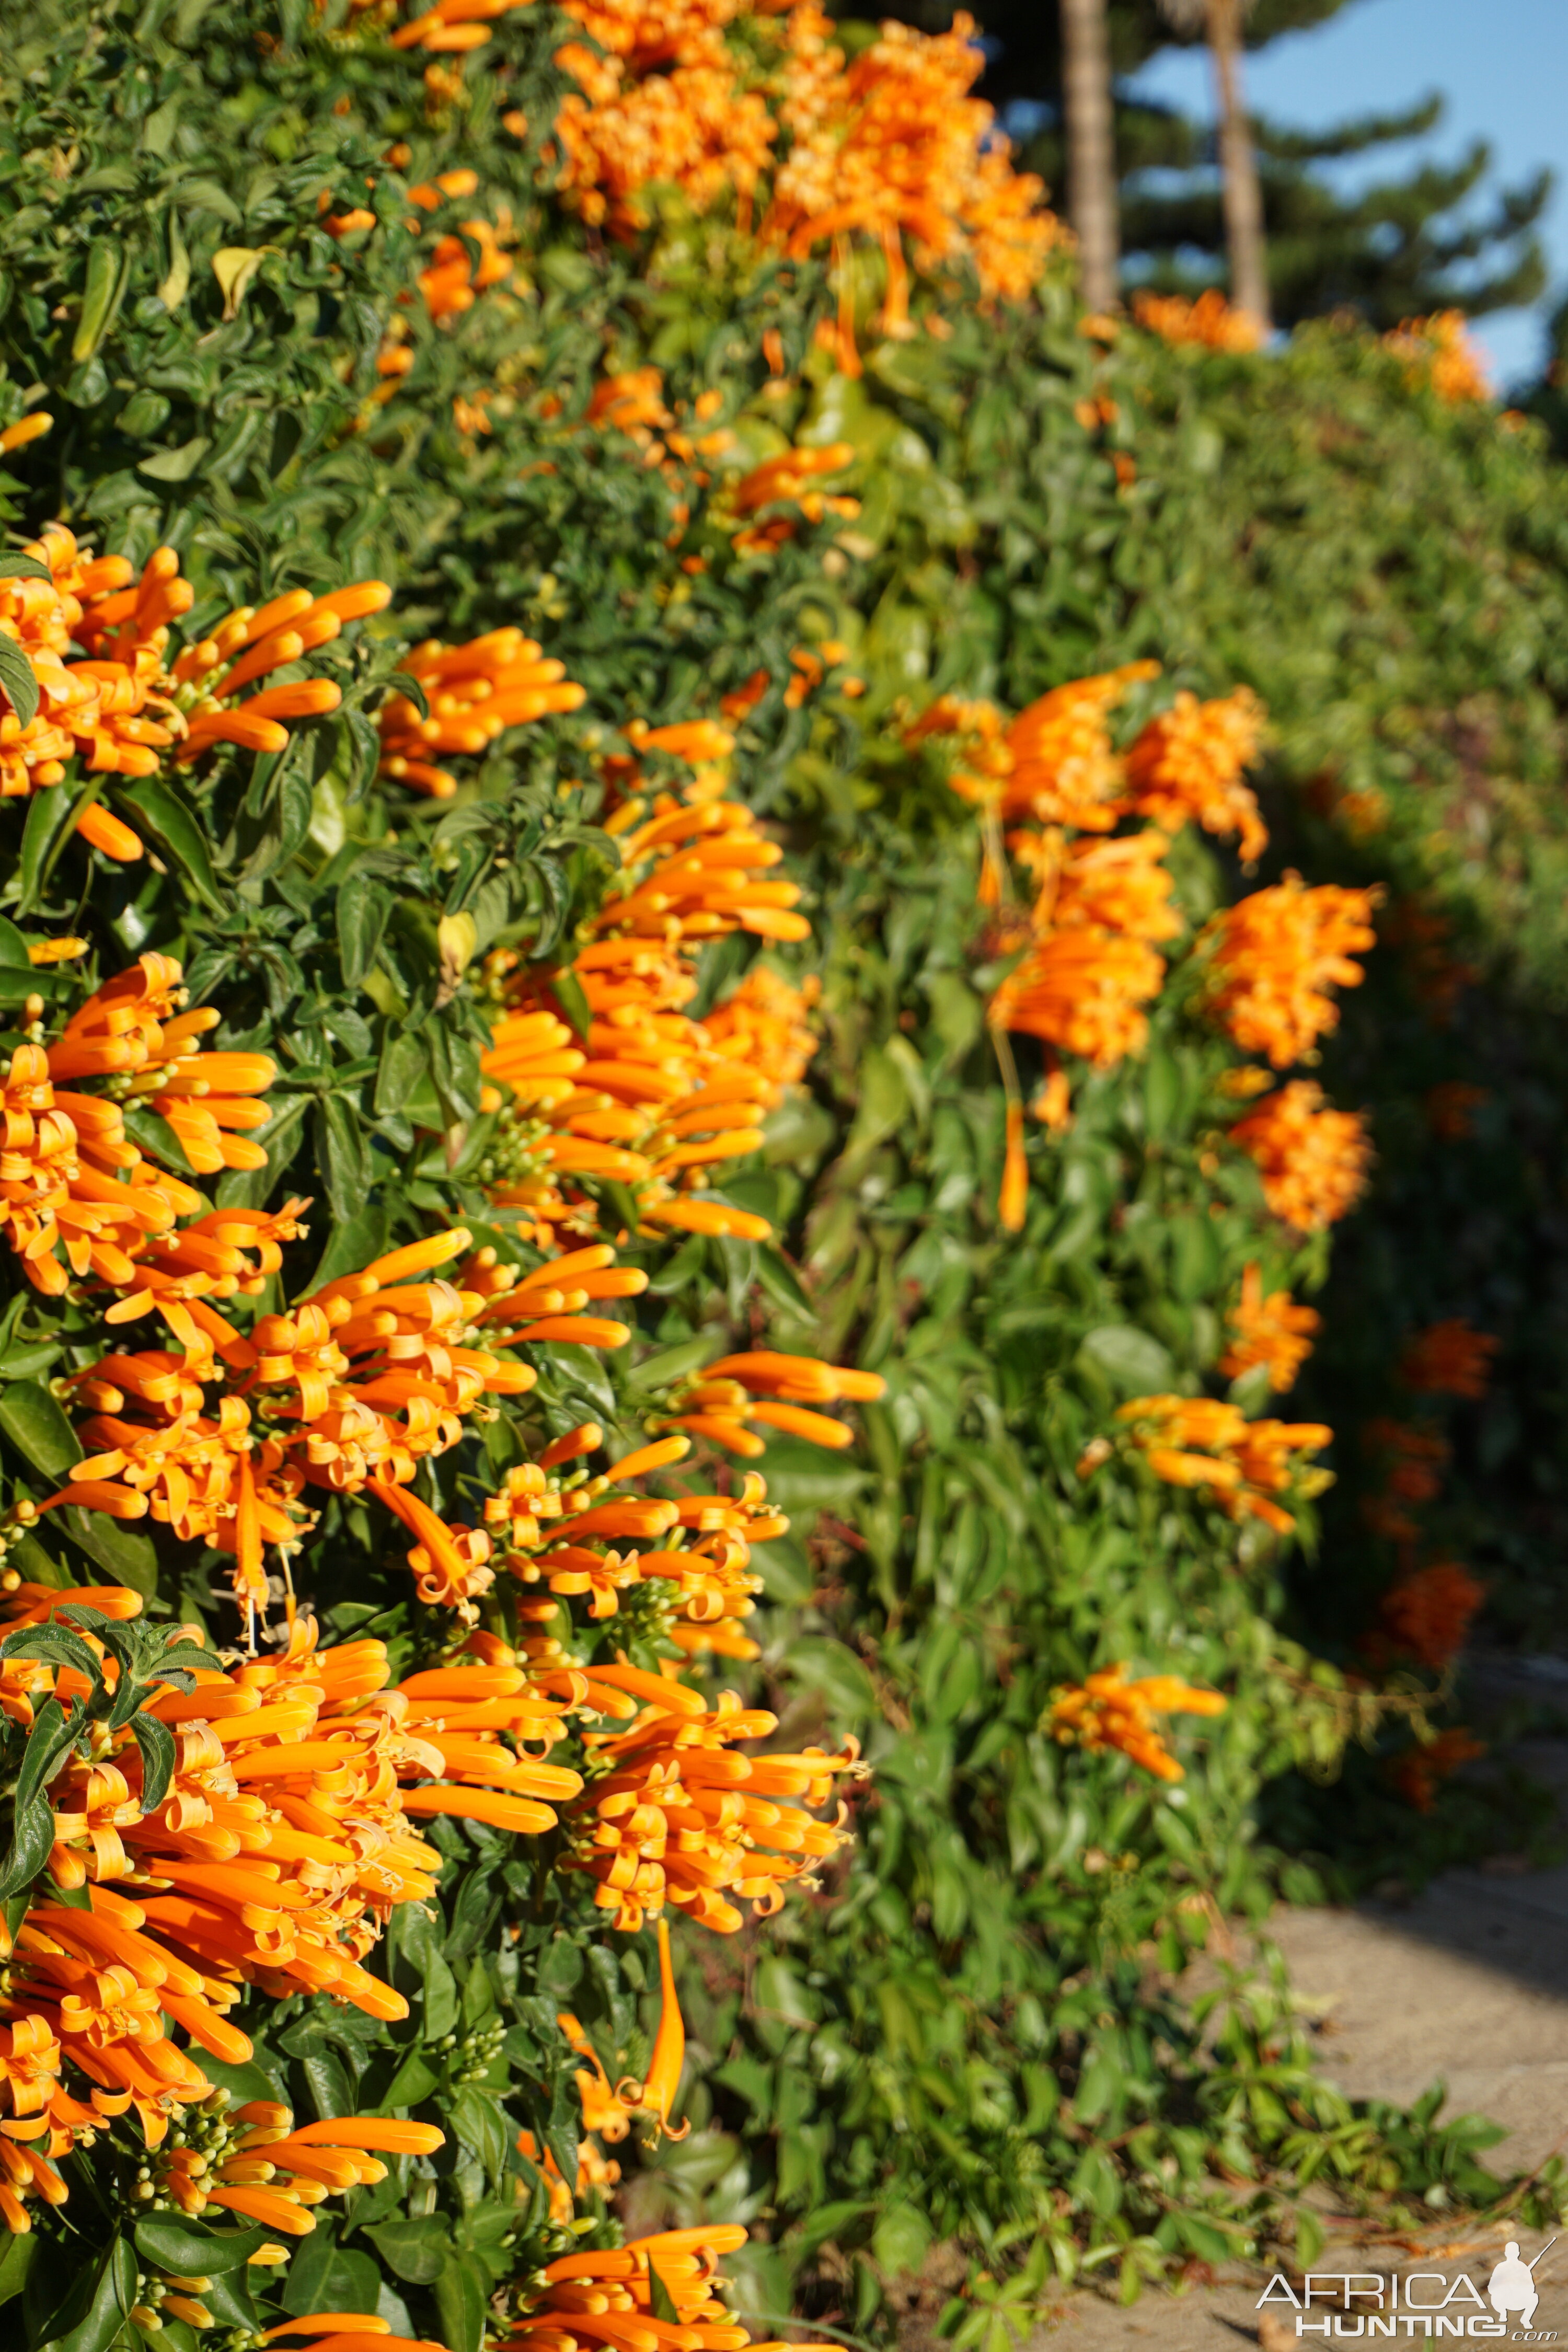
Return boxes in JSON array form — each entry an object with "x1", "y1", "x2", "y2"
[
  {"x1": 1207, "y1": 0, "x2": 1271, "y2": 328},
  {"x1": 1060, "y1": 0, "x2": 1120, "y2": 312}
]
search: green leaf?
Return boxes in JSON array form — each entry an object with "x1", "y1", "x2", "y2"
[
  {"x1": 316, "y1": 1092, "x2": 372, "y2": 1223},
  {"x1": 449, "y1": 2084, "x2": 509, "y2": 2185},
  {"x1": 871, "y1": 2204, "x2": 932, "y2": 2280},
  {"x1": 1076, "y1": 1325, "x2": 1175, "y2": 1399},
  {"x1": 133, "y1": 2220, "x2": 271, "y2": 2277},
  {"x1": 39, "y1": 2231, "x2": 134, "y2": 2352},
  {"x1": 552, "y1": 965, "x2": 592, "y2": 1042},
  {"x1": 307, "y1": 1202, "x2": 388, "y2": 1296},
  {"x1": 123, "y1": 1106, "x2": 199, "y2": 1174},
  {"x1": 114, "y1": 777, "x2": 225, "y2": 905},
  {"x1": 0, "y1": 556, "x2": 52, "y2": 588},
  {"x1": 72, "y1": 239, "x2": 123, "y2": 364},
  {"x1": 379, "y1": 2046, "x2": 443, "y2": 2110},
  {"x1": 375, "y1": 1026, "x2": 430, "y2": 1120},
  {"x1": 0, "y1": 1380, "x2": 82, "y2": 1481},
  {"x1": 628, "y1": 1336, "x2": 723, "y2": 1391},
  {"x1": 785, "y1": 1638, "x2": 878, "y2": 1723},
  {"x1": 0, "y1": 2229, "x2": 38, "y2": 2309},
  {"x1": 0, "y1": 1795, "x2": 57, "y2": 1903},
  {"x1": 137, "y1": 434, "x2": 211, "y2": 481},
  {"x1": 189, "y1": 2052, "x2": 288, "y2": 2106},
  {"x1": 132, "y1": 1714, "x2": 177, "y2": 1812},
  {"x1": 0, "y1": 635, "x2": 38, "y2": 731},
  {"x1": 338, "y1": 871, "x2": 392, "y2": 985},
  {"x1": 648, "y1": 2268, "x2": 680, "y2": 2326},
  {"x1": 365, "y1": 2216, "x2": 450, "y2": 2287},
  {"x1": 57, "y1": 1508, "x2": 159, "y2": 1597}
]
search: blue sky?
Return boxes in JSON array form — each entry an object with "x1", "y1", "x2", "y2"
[{"x1": 1121, "y1": 0, "x2": 1566, "y2": 387}]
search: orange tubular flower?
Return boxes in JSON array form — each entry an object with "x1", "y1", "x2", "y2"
[
  {"x1": 1123, "y1": 688, "x2": 1268, "y2": 863},
  {"x1": 0, "y1": 530, "x2": 192, "y2": 856},
  {"x1": 0, "y1": 1036, "x2": 207, "y2": 1301},
  {"x1": 415, "y1": 211, "x2": 518, "y2": 319},
  {"x1": 494, "y1": 2225, "x2": 843, "y2": 2352},
  {"x1": 47, "y1": 951, "x2": 277, "y2": 1176},
  {"x1": 1399, "y1": 1318, "x2": 1498, "y2": 1400},
  {"x1": 1105, "y1": 1393, "x2": 1332, "y2": 1535},
  {"x1": 564, "y1": 1671, "x2": 859, "y2": 1932},
  {"x1": 52, "y1": 1228, "x2": 613, "y2": 1615},
  {"x1": 1131, "y1": 289, "x2": 1263, "y2": 353},
  {"x1": 988, "y1": 829, "x2": 1181, "y2": 1071},
  {"x1": 376, "y1": 627, "x2": 587, "y2": 798},
  {"x1": 1205, "y1": 874, "x2": 1379, "y2": 1068},
  {"x1": 1218, "y1": 1264, "x2": 1321, "y2": 1394},
  {"x1": 480, "y1": 804, "x2": 817, "y2": 1245},
  {"x1": 1048, "y1": 1663, "x2": 1226, "y2": 1783},
  {"x1": 0, "y1": 1608, "x2": 538, "y2": 2223},
  {"x1": 1376, "y1": 1561, "x2": 1484, "y2": 1671},
  {"x1": 918, "y1": 664, "x2": 1160, "y2": 832},
  {"x1": 661, "y1": 1349, "x2": 885, "y2": 1458},
  {"x1": 724, "y1": 442, "x2": 859, "y2": 555},
  {"x1": 485, "y1": 1426, "x2": 783, "y2": 1646},
  {"x1": 170, "y1": 580, "x2": 388, "y2": 764},
  {"x1": 1229, "y1": 1080, "x2": 1372, "y2": 1232},
  {"x1": 1385, "y1": 311, "x2": 1491, "y2": 405},
  {"x1": 390, "y1": 0, "x2": 532, "y2": 50}
]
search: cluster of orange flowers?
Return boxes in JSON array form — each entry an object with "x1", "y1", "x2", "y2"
[
  {"x1": 433, "y1": 0, "x2": 1059, "y2": 319},
  {"x1": 659, "y1": 1347, "x2": 884, "y2": 1459},
  {"x1": 1093, "y1": 1394, "x2": 1333, "y2": 1537},
  {"x1": 1389, "y1": 1725, "x2": 1485, "y2": 1813},
  {"x1": 1122, "y1": 687, "x2": 1267, "y2": 863},
  {"x1": 377, "y1": 626, "x2": 586, "y2": 798},
  {"x1": 1218, "y1": 1263, "x2": 1321, "y2": 1395},
  {"x1": 495, "y1": 2225, "x2": 844, "y2": 2352},
  {"x1": 1359, "y1": 1416, "x2": 1448, "y2": 1550},
  {"x1": 564, "y1": 1664, "x2": 859, "y2": 1932},
  {"x1": 992, "y1": 828, "x2": 1182, "y2": 1066},
  {"x1": 915, "y1": 664, "x2": 1157, "y2": 833},
  {"x1": 725, "y1": 439, "x2": 859, "y2": 557},
  {"x1": 0, "y1": 950, "x2": 280, "y2": 1302},
  {"x1": 482, "y1": 1422, "x2": 778, "y2": 1646},
  {"x1": 1385, "y1": 310, "x2": 1491, "y2": 405},
  {"x1": 1399, "y1": 1317, "x2": 1498, "y2": 1399},
  {"x1": 1228, "y1": 1079, "x2": 1373, "y2": 1232},
  {"x1": 1047, "y1": 1663, "x2": 1227, "y2": 1783},
  {"x1": 555, "y1": 7, "x2": 776, "y2": 241},
  {"x1": 767, "y1": 7, "x2": 1064, "y2": 320},
  {"x1": 479, "y1": 769, "x2": 818, "y2": 1246},
  {"x1": 0, "y1": 1599, "x2": 583, "y2": 2224},
  {"x1": 0, "y1": 514, "x2": 379, "y2": 862},
  {"x1": 1132, "y1": 289, "x2": 1264, "y2": 354},
  {"x1": 43, "y1": 1227, "x2": 551, "y2": 1616},
  {"x1": 917, "y1": 670, "x2": 1268, "y2": 874},
  {"x1": 1204, "y1": 873, "x2": 1379, "y2": 1068},
  {"x1": 1375, "y1": 1560, "x2": 1484, "y2": 1672}
]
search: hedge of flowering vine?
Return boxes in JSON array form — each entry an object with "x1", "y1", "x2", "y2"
[{"x1": 0, "y1": 0, "x2": 1566, "y2": 2345}]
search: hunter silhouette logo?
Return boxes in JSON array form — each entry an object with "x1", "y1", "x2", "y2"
[
  {"x1": 1488, "y1": 2241, "x2": 1555, "y2": 2331},
  {"x1": 1256, "y1": 2239, "x2": 1559, "y2": 2336}
]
